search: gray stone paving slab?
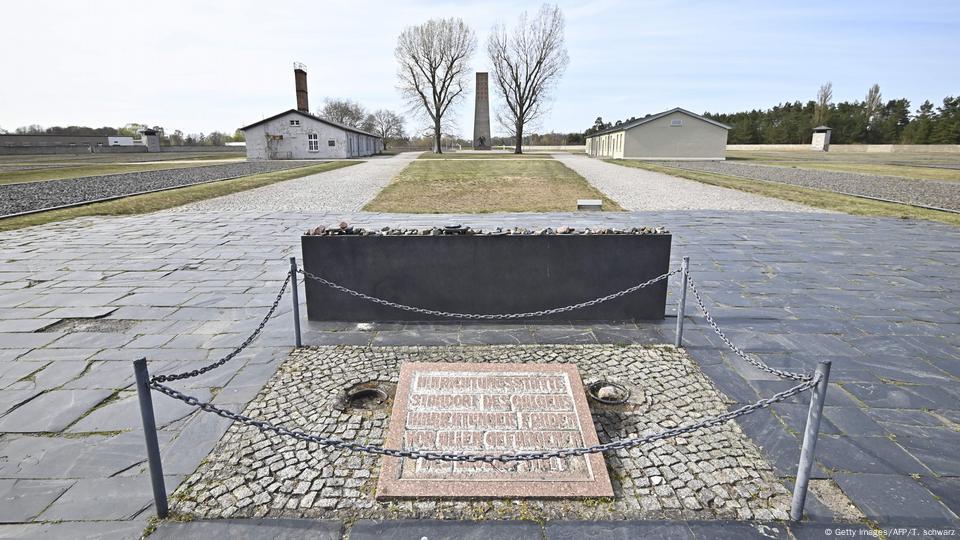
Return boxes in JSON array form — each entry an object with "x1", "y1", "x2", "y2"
[
  {"x1": 47, "y1": 332, "x2": 135, "y2": 349},
  {"x1": 918, "y1": 477, "x2": 960, "y2": 518},
  {"x1": 833, "y1": 474, "x2": 958, "y2": 525},
  {"x1": 0, "y1": 389, "x2": 42, "y2": 416},
  {"x1": 67, "y1": 388, "x2": 212, "y2": 432},
  {"x1": 15, "y1": 347, "x2": 97, "y2": 362},
  {"x1": 0, "y1": 430, "x2": 173, "y2": 479},
  {"x1": 4, "y1": 361, "x2": 87, "y2": 392},
  {"x1": 349, "y1": 519, "x2": 541, "y2": 540},
  {"x1": 876, "y1": 424, "x2": 960, "y2": 475},
  {"x1": 0, "y1": 478, "x2": 74, "y2": 522},
  {"x1": 546, "y1": 521, "x2": 697, "y2": 540},
  {"x1": 37, "y1": 475, "x2": 179, "y2": 521},
  {"x1": 0, "y1": 332, "x2": 62, "y2": 349},
  {"x1": 152, "y1": 519, "x2": 342, "y2": 540},
  {"x1": 0, "y1": 319, "x2": 58, "y2": 332},
  {"x1": 814, "y1": 436, "x2": 931, "y2": 475},
  {"x1": 0, "y1": 520, "x2": 147, "y2": 540},
  {"x1": 43, "y1": 306, "x2": 117, "y2": 319},
  {"x1": 0, "y1": 389, "x2": 113, "y2": 432}
]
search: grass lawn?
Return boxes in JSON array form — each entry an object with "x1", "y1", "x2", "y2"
[
  {"x1": 365, "y1": 158, "x2": 621, "y2": 213},
  {"x1": 0, "y1": 162, "x2": 230, "y2": 185},
  {"x1": 417, "y1": 152, "x2": 553, "y2": 159},
  {"x1": 0, "y1": 161, "x2": 357, "y2": 232},
  {"x1": 727, "y1": 150, "x2": 960, "y2": 182},
  {"x1": 609, "y1": 160, "x2": 960, "y2": 227}
]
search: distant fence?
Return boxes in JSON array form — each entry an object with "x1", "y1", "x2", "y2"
[{"x1": 727, "y1": 144, "x2": 960, "y2": 154}]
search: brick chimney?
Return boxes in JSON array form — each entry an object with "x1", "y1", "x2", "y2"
[{"x1": 294, "y1": 62, "x2": 309, "y2": 113}]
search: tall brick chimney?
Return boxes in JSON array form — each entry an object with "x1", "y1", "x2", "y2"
[{"x1": 294, "y1": 62, "x2": 309, "y2": 113}]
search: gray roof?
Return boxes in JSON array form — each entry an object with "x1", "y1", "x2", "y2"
[
  {"x1": 586, "y1": 107, "x2": 731, "y2": 138},
  {"x1": 240, "y1": 109, "x2": 380, "y2": 138},
  {"x1": 813, "y1": 125, "x2": 832, "y2": 131}
]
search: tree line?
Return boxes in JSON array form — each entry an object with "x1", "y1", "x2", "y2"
[
  {"x1": 314, "y1": 99, "x2": 406, "y2": 149},
  {"x1": 587, "y1": 83, "x2": 960, "y2": 145},
  {"x1": 1, "y1": 123, "x2": 246, "y2": 146}
]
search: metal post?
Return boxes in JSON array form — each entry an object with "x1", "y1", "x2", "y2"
[
  {"x1": 674, "y1": 256, "x2": 690, "y2": 347},
  {"x1": 289, "y1": 257, "x2": 302, "y2": 348},
  {"x1": 133, "y1": 358, "x2": 168, "y2": 518},
  {"x1": 790, "y1": 360, "x2": 832, "y2": 521}
]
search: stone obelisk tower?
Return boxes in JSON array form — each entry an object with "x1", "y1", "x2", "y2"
[{"x1": 473, "y1": 72, "x2": 491, "y2": 150}]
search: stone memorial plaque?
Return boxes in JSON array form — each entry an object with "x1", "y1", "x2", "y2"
[{"x1": 376, "y1": 362, "x2": 613, "y2": 499}]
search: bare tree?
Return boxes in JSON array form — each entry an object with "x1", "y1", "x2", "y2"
[
  {"x1": 364, "y1": 109, "x2": 406, "y2": 149},
  {"x1": 813, "y1": 82, "x2": 833, "y2": 126},
  {"x1": 487, "y1": 4, "x2": 569, "y2": 154},
  {"x1": 396, "y1": 18, "x2": 476, "y2": 153},
  {"x1": 318, "y1": 98, "x2": 368, "y2": 129}
]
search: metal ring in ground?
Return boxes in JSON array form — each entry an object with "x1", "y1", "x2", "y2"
[{"x1": 587, "y1": 381, "x2": 631, "y2": 404}]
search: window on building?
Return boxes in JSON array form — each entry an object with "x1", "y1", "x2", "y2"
[
  {"x1": 328, "y1": 139, "x2": 336, "y2": 147},
  {"x1": 670, "y1": 119, "x2": 683, "y2": 127},
  {"x1": 290, "y1": 119, "x2": 300, "y2": 126},
  {"x1": 308, "y1": 133, "x2": 319, "y2": 152}
]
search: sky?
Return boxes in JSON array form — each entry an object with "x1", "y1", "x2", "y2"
[{"x1": 1, "y1": 0, "x2": 958, "y2": 138}]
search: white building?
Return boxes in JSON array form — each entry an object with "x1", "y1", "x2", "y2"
[
  {"x1": 240, "y1": 65, "x2": 382, "y2": 160},
  {"x1": 241, "y1": 110, "x2": 381, "y2": 160},
  {"x1": 585, "y1": 107, "x2": 730, "y2": 160}
]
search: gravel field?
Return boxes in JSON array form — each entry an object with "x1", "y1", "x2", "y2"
[
  {"x1": 170, "y1": 153, "x2": 420, "y2": 212},
  {"x1": 666, "y1": 160, "x2": 960, "y2": 211},
  {"x1": 553, "y1": 154, "x2": 824, "y2": 212},
  {"x1": 0, "y1": 161, "x2": 313, "y2": 217}
]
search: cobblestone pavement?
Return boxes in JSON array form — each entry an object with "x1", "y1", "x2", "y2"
[
  {"x1": 174, "y1": 345, "x2": 791, "y2": 522},
  {"x1": 0, "y1": 210, "x2": 957, "y2": 538},
  {"x1": 169, "y1": 153, "x2": 420, "y2": 213},
  {"x1": 552, "y1": 154, "x2": 824, "y2": 213},
  {"x1": 0, "y1": 161, "x2": 313, "y2": 217},
  {"x1": 662, "y1": 160, "x2": 960, "y2": 211}
]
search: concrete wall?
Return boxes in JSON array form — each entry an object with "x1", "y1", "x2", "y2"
[
  {"x1": 509, "y1": 145, "x2": 587, "y2": 152},
  {"x1": 244, "y1": 112, "x2": 381, "y2": 160},
  {"x1": 0, "y1": 145, "x2": 147, "y2": 156},
  {"x1": 726, "y1": 144, "x2": 960, "y2": 153},
  {"x1": 622, "y1": 111, "x2": 727, "y2": 160},
  {"x1": 158, "y1": 146, "x2": 244, "y2": 153},
  {"x1": 0, "y1": 134, "x2": 109, "y2": 146}
]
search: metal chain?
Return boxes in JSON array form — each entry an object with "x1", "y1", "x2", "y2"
[
  {"x1": 149, "y1": 373, "x2": 818, "y2": 463},
  {"x1": 151, "y1": 274, "x2": 291, "y2": 383},
  {"x1": 298, "y1": 267, "x2": 681, "y2": 320},
  {"x1": 686, "y1": 277, "x2": 812, "y2": 382}
]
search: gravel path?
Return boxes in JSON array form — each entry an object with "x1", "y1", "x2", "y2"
[
  {"x1": 664, "y1": 160, "x2": 960, "y2": 212},
  {"x1": 553, "y1": 154, "x2": 824, "y2": 212},
  {"x1": 170, "y1": 153, "x2": 421, "y2": 212},
  {"x1": 0, "y1": 161, "x2": 313, "y2": 217}
]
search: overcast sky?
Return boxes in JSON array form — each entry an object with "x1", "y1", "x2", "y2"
[{"x1": 2, "y1": 0, "x2": 958, "y2": 138}]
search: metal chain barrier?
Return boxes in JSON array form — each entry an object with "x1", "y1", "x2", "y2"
[
  {"x1": 149, "y1": 373, "x2": 818, "y2": 463},
  {"x1": 297, "y1": 267, "x2": 681, "y2": 320},
  {"x1": 151, "y1": 274, "x2": 291, "y2": 384},
  {"x1": 144, "y1": 262, "x2": 821, "y2": 462},
  {"x1": 686, "y1": 277, "x2": 813, "y2": 382}
]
